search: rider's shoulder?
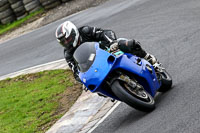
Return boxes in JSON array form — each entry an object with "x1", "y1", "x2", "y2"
[{"x1": 79, "y1": 26, "x2": 93, "y2": 34}]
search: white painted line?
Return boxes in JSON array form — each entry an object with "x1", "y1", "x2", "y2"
[
  {"x1": 0, "y1": 59, "x2": 67, "y2": 80},
  {"x1": 22, "y1": 59, "x2": 65, "y2": 69},
  {"x1": 87, "y1": 101, "x2": 121, "y2": 133},
  {"x1": 6, "y1": 59, "x2": 64, "y2": 73}
]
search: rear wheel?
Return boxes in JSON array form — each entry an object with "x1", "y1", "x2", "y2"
[
  {"x1": 157, "y1": 70, "x2": 172, "y2": 92},
  {"x1": 111, "y1": 76, "x2": 155, "y2": 112}
]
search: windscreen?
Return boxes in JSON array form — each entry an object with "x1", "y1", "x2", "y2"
[{"x1": 73, "y1": 42, "x2": 96, "y2": 72}]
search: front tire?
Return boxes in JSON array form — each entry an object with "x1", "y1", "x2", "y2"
[{"x1": 111, "y1": 79, "x2": 155, "y2": 112}]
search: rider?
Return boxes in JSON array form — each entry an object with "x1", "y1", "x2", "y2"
[{"x1": 55, "y1": 21, "x2": 159, "y2": 82}]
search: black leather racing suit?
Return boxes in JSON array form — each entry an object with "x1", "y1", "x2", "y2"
[{"x1": 64, "y1": 26, "x2": 147, "y2": 81}]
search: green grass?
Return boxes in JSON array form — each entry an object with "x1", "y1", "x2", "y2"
[
  {"x1": 0, "y1": 69, "x2": 82, "y2": 133},
  {"x1": 0, "y1": 8, "x2": 44, "y2": 35}
]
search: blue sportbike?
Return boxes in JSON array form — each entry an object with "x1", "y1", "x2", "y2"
[{"x1": 73, "y1": 42, "x2": 172, "y2": 112}]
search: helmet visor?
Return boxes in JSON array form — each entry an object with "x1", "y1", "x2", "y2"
[{"x1": 58, "y1": 29, "x2": 76, "y2": 49}]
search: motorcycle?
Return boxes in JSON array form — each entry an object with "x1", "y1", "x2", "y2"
[{"x1": 73, "y1": 42, "x2": 172, "y2": 112}]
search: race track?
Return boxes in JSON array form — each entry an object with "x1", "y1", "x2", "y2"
[{"x1": 1, "y1": 0, "x2": 200, "y2": 132}]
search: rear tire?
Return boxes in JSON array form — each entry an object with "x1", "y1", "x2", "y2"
[
  {"x1": 0, "y1": 8, "x2": 13, "y2": 19},
  {"x1": 157, "y1": 70, "x2": 172, "y2": 92},
  {"x1": 24, "y1": 0, "x2": 40, "y2": 11},
  {"x1": 0, "y1": 3, "x2": 10, "y2": 12},
  {"x1": 0, "y1": 15, "x2": 15, "y2": 24},
  {"x1": 11, "y1": 1, "x2": 23, "y2": 9},
  {"x1": 0, "y1": 0, "x2": 8, "y2": 7},
  {"x1": 111, "y1": 79, "x2": 155, "y2": 112}
]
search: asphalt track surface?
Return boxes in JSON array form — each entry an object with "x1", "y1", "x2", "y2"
[{"x1": 0, "y1": 0, "x2": 200, "y2": 133}]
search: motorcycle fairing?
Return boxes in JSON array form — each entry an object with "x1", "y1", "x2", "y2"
[
  {"x1": 112, "y1": 54, "x2": 161, "y2": 96},
  {"x1": 78, "y1": 42, "x2": 161, "y2": 98}
]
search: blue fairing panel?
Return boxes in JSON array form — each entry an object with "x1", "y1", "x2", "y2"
[
  {"x1": 79, "y1": 43, "x2": 115, "y2": 92},
  {"x1": 113, "y1": 54, "x2": 160, "y2": 96}
]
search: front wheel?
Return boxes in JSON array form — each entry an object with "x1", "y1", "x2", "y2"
[{"x1": 111, "y1": 79, "x2": 155, "y2": 112}]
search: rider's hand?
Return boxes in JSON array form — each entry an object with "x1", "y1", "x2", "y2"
[{"x1": 110, "y1": 42, "x2": 119, "y2": 52}]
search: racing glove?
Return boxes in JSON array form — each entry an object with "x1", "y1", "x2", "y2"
[{"x1": 110, "y1": 42, "x2": 119, "y2": 52}]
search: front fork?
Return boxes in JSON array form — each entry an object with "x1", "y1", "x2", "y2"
[{"x1": 109, "y1": 72, "x2": 143, "y2": 93}]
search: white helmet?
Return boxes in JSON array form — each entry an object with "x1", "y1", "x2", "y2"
[{"x1": 55, "y1": 21, "x2": 80, "y2": 50}]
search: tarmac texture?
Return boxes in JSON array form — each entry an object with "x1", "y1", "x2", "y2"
[{"x1": 1, "y1": 0, "x2": 200, "y2": 132}]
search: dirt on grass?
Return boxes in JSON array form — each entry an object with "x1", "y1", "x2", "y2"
[
  {"x1": 38, "y1": 79, "x2": 82, "y2": 132},
  {"x1": 0, "y1": 69, "x2": 83, "y2": 133},
  {"x1": 25, "y1": 71, "x2": 83, "y2": 132}
]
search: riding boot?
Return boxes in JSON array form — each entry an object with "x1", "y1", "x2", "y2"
[
  {"x1": 143, "y1": 53, "x2": 165, "y2": 73},
  {"x1": 144, "y1": 53, "x2": 158, "y2": 65}
]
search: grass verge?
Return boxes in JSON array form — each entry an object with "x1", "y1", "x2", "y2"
[
  {"x1": 0, "y1": 8, "x2": 44, "y2": 35},
  {"x1": 0, "y1": 69, "x2": 82, "y2": 133}
]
